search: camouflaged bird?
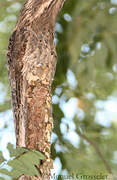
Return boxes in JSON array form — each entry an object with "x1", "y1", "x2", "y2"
[
  {"x1": 7, "y1": 1, "x2": 65, "y2": 178},
  {"x1": 7, "y1": 0, "x2": 64, "y2": 145}
]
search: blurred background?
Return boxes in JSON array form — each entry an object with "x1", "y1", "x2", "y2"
[{"x1": 0, "y1": 0, "x2": 117, "y2": 179}]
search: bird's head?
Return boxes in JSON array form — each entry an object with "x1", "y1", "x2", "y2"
[{"x1": 17, "y1": 0, "x2": 65, "y2": 29}]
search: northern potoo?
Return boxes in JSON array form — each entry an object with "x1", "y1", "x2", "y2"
[{"x1": 7, "y1": 0, "x2": 65, "y2": 178}]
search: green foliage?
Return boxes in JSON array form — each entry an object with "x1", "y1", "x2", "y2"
[
  {"x1": 0, "y1": 144, "x2": 45, "y2": 179},
  {"x1": 7, "y1": 143, "x2": 28, "y2": 157},
  {"x1": 0, "y1": 0, "x2": 117, "y2": 179},
  {"x1": 52, "y1": 0, "x2": 117, "y2": 177},
  {"x1": 0, "y1": 152, "x2": 5, "y2": 164}
]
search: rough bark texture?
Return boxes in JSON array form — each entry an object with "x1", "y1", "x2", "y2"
[{"x1": 7, "y1": 0, "x2": 65, "y2": 179}]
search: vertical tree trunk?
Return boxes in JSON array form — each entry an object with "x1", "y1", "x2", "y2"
[{"x1": 7, "y1": 0, "x2": 65, "y2": 179}]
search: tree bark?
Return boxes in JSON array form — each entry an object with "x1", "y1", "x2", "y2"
[{"x1": 7, "y1": 0, "x2": 65, "y2": 179}]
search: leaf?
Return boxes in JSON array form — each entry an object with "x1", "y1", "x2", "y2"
[
  {"x1": 30, "y1": 149, "x2": 46, "y2": 160},
  {"x1": 0, "y1": 151, "x2": 5, "y2": 164},
  {"x1": 0, "y1": 168, "x2": 21, "y2": 179},
  {"x1": 0, "y1": 148, "x2": 46, "y2": 178},
  {"x1": 7, "y1": 143, "x2": 28, "y2": 157}
]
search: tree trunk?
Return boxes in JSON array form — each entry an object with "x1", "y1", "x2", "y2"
[{"x1": 7, "y1": 0, "x2": 65, "y2": 179}]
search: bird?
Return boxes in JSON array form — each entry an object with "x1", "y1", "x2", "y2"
[{"x1": 7, "y1": 0, "x2": 65, "y2": 178}]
